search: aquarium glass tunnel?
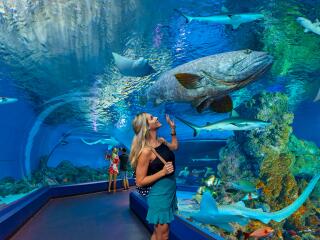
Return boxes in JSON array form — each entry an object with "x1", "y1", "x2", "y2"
[{"x1": 0, "y1": 1, "x2": 319, "y2": 240}]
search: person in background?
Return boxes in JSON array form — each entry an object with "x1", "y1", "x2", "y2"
[
  {"x1": 108, "y1": 147, "x2": 120, "y2": 193},
  {"x1": 119, "y1": 148, "x2": 130, "y2": 190},
  {"x1": 130, "y1": 113, "x2": 178, "y2": 240}
]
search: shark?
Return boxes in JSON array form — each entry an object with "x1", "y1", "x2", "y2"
[
  {"x1": 175, "y1": 9, "x2": 264, "y2": 29},
  {"x1": 81, "y1": 137, "x2": 120, "y2": 150},
  {"x1": 191, "y1": 157, "x2": 219, "y2": 162},
  {"x1": 112, "y1": 52, "x2": 155, "y2": 77},
  {"x1": 176, "y1": 111, "x2": 271, "y2": 137},
  {"x1": 0, "y1": 97, "x2": 18, "y2": 104},
  {"x1": 190, "y1": 174, "x2": 320, "y2": 232},
  {"x1": 297, "y1": 17, "x2": 320, "y2": 35}
]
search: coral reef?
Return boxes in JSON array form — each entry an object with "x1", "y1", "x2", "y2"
[
  {"x1": 30, "y1": 156, "x2": 109, "y2": 186},
  {"x1": 218, "y1": 92, "x2": 293, "y2": 179},
  {"x1": 216, "y1": 92, "x2": 319, "y2": 238},
  {"x1": 0, "y1": 155, "x2": 133, "y2": 206}
]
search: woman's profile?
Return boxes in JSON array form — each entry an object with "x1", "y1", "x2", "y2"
[{"x1": 130, "y1": 113, "x2": 178, "y2": 240}]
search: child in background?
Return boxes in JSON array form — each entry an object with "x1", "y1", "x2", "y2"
[{"x1": 108, "y1": 147, "x2": 120, "y2": 193}]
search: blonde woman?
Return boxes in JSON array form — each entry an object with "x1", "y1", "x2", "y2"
[
  {"x1": 130, "y1": 113, "x2": 178, "y2": 240},
  {"x1": 108, "y1": 147, "x2": 120, "y2": 193}
]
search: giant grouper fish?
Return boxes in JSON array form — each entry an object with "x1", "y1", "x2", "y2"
[
  {"x1": 190, "y1": 174, "x2": 320, "y2": 232},
  {"x1": 146, "y1": 49, "x2": 273, "y2": 113}
]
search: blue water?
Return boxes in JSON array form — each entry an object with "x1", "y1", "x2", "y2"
[{"x1": 0, "y1": 0, "x2": 319, "y2": 239}]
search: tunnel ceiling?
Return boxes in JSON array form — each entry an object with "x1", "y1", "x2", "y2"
[{"x1": 0, "y1": 0, "x2": 319, "y2": 131}]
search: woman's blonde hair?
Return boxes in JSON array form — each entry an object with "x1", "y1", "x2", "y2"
[{"x1": 129, "y1": 112, "x2": 150, "y2": 169}]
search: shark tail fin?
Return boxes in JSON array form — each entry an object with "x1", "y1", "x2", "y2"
[
  {"x1": 175, "y1": 116, "x2": 200, "y2": 137},
  {"x1": 200, "y1": 191, "x2": 218, "y2": 212},
  {"x1": 174, "y1": 9, "x2": 192, "y2": 23},
  {"x1": 270, "y1": 174, "x2": 320, "y2": 223}
]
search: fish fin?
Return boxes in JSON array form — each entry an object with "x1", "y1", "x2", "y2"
[
  {"x1": 112, "y1": 52, "x2": 120, "y2": 59},
  {"x1": 191, "y1": 96, "x2": 207, "y2": 108},
  {"x1": 200, "y1": 191, "x2": 218, "y2": 213},
  {"x1": 231, "y1": 23, "x2": 241, "y2": 30},
  {"x1": 192, "y1": 97, "x2": 213, "y2": 113},
  {"x1": 149, "y1": 65, "x2": 156, "y2": 73},
  {"x1": 175, "y1": 116, "x2": 200, "y2": 137},
  {"x1": 314, "y1": 89, "x2": 320, "y2": 102},
  {"x1": 210, "y1": 95, "x2": 233, "y2": 113},
  {"x1": 221, "y1": 6, "x2": 229, "y2": 13},
  {"x1": 228, "y1": 14, "x2": 242, "y2": 29},
  {"x1": 214, "y1": 223, "x2": 235, "y2": 232},
  {"x1": 231, "y1": 110, "x2": 239, "y2": 117},
  {"x1": 234, "y1": 216, "x2": 250, "y2": 226},
  {"x1": 174, "y1": 9, "x2": 192, "y2": 23},
  {"x1": 304, "y1": 28, "x2": 310, "y2": 33},
  {"x1": 233, "y1": 201, "x2": 246, "y2": 207},
  {"x1": 112, "y1": 52, "x2": 128, "y2": 64},
  {"x1": 175, "y1": 73, "x2": 203, "y2": 89}
]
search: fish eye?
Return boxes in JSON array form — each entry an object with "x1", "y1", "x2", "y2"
[{"x1": 244, "y1": 49, "x2": 252, "y2": 54}]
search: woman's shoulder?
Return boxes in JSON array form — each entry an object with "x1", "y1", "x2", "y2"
[{"x1": 140, "y1": 147, "x2": 153, "y2": 157}]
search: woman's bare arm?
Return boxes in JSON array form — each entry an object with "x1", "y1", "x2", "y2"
[
  {"x1": 159, "y1": 136, "x2": 178, "y2": 151},
  {"x1": 136, "y1": 148, "x2": 165, "y2": 187}
]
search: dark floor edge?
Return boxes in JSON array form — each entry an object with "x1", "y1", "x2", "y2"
[{"x1": 0, "y1": 179, "x2": 135, "y2": 240}]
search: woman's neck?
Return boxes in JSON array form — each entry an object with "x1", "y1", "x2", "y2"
[{"x1": 146, "y1": 130, "x2": 159, "y2": 147}]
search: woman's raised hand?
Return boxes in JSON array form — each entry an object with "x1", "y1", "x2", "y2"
[{"x1": 166, "y1": 114, "x2": 175, "y2": 129}]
